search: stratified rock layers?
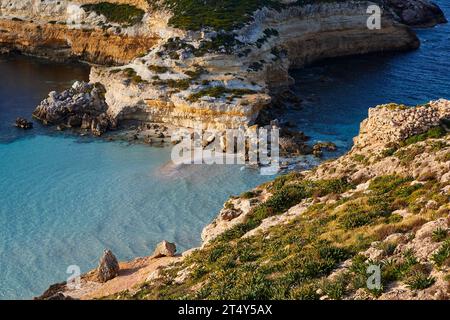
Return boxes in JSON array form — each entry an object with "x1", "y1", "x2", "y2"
[
  {"x1": 0, "y1": 19, "x2": 157, "y2": 64},
  {"x1": 90, "y1": 3, "x2": 421, "y2": 129}
]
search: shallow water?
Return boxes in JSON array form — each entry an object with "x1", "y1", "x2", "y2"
[
  {"x1": 1, "y1": 0, "x2": 450, "y2": 299},
  {"x1": 0, "y1": 57, "x2": 270, "y2": 299}
]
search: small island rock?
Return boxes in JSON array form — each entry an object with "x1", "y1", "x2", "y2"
[{"x1": 14, "y1": 117, "x2": 33, "y2": 129}]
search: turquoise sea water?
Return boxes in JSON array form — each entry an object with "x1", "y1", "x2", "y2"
[
  {"x1": 1, "y1": 0, "x2": 450, "y2": 299},
  {"x1": 0, "y1": 57, "x2": 271, "y2": 299},
  {"x1": 0, "y1": 135, "x2": 270, "y2": 299}
]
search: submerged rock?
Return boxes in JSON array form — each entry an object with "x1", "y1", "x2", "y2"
[
  {"x1": 153, "y1": 241, "x2": 177, "y2": 258},
  {"x1": 97, "y1": 249, "x2": 120, "y2": 283},
  {"x1": 14, "y1": 117, "x2": 33, "y2": 129}
]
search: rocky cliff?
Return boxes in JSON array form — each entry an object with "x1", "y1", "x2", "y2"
[
  {"x1": 0, "y1": 0, "x2": 158, "y2": 63},
  {"x1": 38, "y1": 99, "x2": 450, "y2": 300},
  {"x1": 89, "y1": 1, "x2": 424, "y2": 129},
  {"x1": 5, "y1": 0, "x2": 443, "y2": 130}
]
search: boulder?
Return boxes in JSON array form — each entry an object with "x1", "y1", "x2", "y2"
[
  {"x1": 153, "y1": 240, "x2": 176, "y2": 258},
  {"x1": 46, "y1": 292, "x2": 74, "y2": 300},
  {"x1": 97, "y1": 249, "x2": 120, "y2": 283}
]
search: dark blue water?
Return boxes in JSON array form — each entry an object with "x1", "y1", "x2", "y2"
[
  {"x1": 0, "y1": 56, "x2": 90, "y2": 143},
  {"x1": 1, "y1": 0, "x2": 449, "y2": 299},
  {"x1": 289, "y1": 0, "x2": 450, "y2": 152}
]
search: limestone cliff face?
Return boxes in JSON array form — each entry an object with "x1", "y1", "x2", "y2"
[
  {"x1": 3, "y1": 0, "x2": 445, "y2": 129},
  {"x1": 0, "y1": 19, "x2": 157, "y2": 63},
  {"x1": 0, "y1": 0, "x2": 159, "y2": 63},
  {"x1": 90, "y1": 1, "x2": 420, "y2": 129}
]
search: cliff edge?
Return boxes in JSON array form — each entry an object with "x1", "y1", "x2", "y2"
[{"x1": 3, "y1": 0, "x2": 444, "y2": 130}]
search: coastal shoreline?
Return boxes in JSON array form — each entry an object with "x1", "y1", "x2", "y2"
[
  {"x1": 1, "y1": 0, "x2": 448, "y2": 300},
  {"x1": 37, "y1": 98, "x2": 450, "y2": 300}
]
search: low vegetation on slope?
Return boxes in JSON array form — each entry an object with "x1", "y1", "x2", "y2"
[
  {"x1": 82, "y1": 2, "x2": 145, "y2": 26},
  {"x1": 107, "y1": 122, "x2": 449, "y2": 300},
  {"x1": 147, "y1": 0, "x2": 360, "y2": 31}
]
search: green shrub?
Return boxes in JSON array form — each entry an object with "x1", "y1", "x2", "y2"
[
  {"x1": 166, "y1": 79, "x2": 191, "y2": 90},
  {"x1": 381, "y1": 250, "x2": 418, "y2": 283},
  {"x1": 339, "y1": 207, "x2": 375, "y2": 229},
  {"x1": 148, "y1": 65, "x2": 169, "y2": 73},
  {"x1": 184, "y1": 66, "x2": 206, "y2": 80},
  {"x1": 432, "y1": 228, "x2": 449, "y2": 242},
  {"x1": 122, "y1": 68, "x2": 148, "y2": 84},
  {"x1": 431, "y1": 240, "x2": 450, "y2": 267},
  {"x1": 405, "y1": 272, "x2": 435, "y2": 290},
  {"x1": 240, "y1": 191, "x2": 257, "y2": 199},
  {"x1": 290, "y1": 283, "x2": 320, "y2": 300},
  {"x1": 321, "y1": 273, "x2": 348, "y2": 299},
  {"x1": 369, "y1": 175, "x2": 412, "y2": 194},
  {"x1": 193, "y1": 33, "x2": 242, "y2": 56},
  {"x1": 352, "y1": 154, "x2": 367, "y2": 164},
  {"x1": 381, "y1": 147, "x2": 397, "y2": 157},
  {"x1": 403, "y1": 126, "x2": 446, "y2": 146},
  {"x1": 82, "y1": 2, "x2": 144, "y2": 25},
  {"x1": 395, "y1": 145, "x2": 425, "y2": 165}
]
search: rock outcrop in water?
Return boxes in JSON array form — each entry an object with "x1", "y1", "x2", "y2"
[
  {"x1": 14, "y1": 117, "x2": 33, "y2": 129},
  {"x1": 2, "y1": 0, "x2": 445, "y2": 130},
  {"x1": 38, "y1": 99, "x2": 450, "y2": 300},
  {"x1": 33, "y1": 81, "x2": 116, "y2": 136},
  {"x1": 376, "y1": 0, "x2": 447, "y2": 26}
]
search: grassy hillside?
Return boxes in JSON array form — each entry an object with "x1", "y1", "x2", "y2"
[{"x1": 107, "y1": 121, "x2": 450, "y2": 300}]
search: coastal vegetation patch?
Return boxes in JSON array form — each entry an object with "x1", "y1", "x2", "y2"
[
  {"x1": 147, "y1": 0, "x2": 360, "y2": 31},
  {"x1": 82, "y1": 2, "x2": 145, "y2": 26},
  {"x1": 114, "y1": 173, "x2": 448, "y2": 299},
  {"x1": 96, "y1": 117, "x2": 450, "y2": 300},
  {"x1": 122, "y1": 67, "x2": 148, "y2": 84}
]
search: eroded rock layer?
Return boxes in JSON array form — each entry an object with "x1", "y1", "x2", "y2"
[
  {"x1": 0, "y1": 0, "x2": 159, "y2": 63},
  {"x1": 88, "y1": 1, "x2": 423, "y2": 129},
  {"x1": 3, "y1": 0, "x2": 445, "y2": 129}
]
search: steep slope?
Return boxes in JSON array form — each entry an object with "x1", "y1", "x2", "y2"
[{"x1": 39, "y1": 99, "x2": 450, "y2": 300}]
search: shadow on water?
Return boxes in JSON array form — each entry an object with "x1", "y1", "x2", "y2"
[{"x1": 0, "y1": 54, "x2": 90, "y2": 143}]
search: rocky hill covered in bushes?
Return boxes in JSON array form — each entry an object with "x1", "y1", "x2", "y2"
[{"x1": 40, "y1": 99, "x2": 450, "y2": 300}]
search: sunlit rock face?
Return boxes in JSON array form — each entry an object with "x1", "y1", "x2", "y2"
[
  {"x1": 2, "y1": 1, "x2": 444, "y2": 129},
  {"x1": 88, "y1": 1, "x2": 421, "y2": 129}
]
